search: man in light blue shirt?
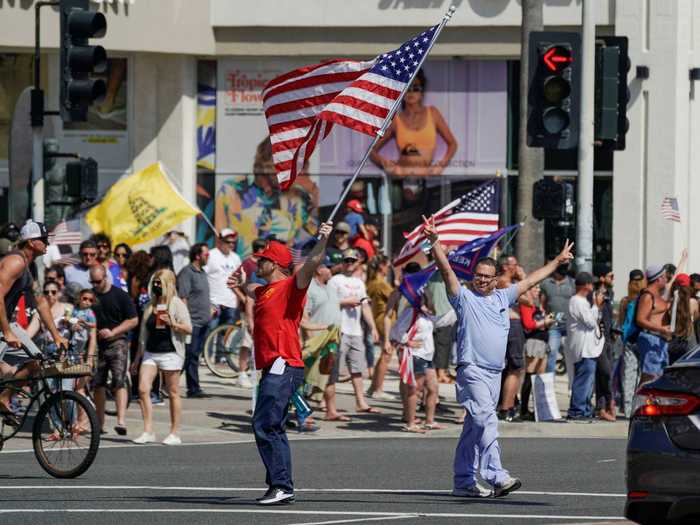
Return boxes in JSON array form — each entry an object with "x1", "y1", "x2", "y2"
[{"x1": 424, "y1": 216, "x2": 573, "y2": 498}]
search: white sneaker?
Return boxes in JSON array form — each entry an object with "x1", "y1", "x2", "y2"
[
  {"x1": 162, "y1": 433, "x2": 182, "y2": 445},
  {"x1": 238, "y1": 372, "x2": 253, "y2": 389},
  {"x1": 452, "y1": 483, "x2": 492, "y2": 498},
  {"x1": 133, "y1": 432, "x2": 156, "y2": 444},
  {"x1": 367, "y1": 390, "x2": 395, "y2": 401}
]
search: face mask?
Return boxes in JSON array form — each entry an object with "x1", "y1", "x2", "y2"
[
  {"x1": 152, "y1": 284, "x2": 163, "y2": 296},
  {"x1": 556, "y1": 264, "x2": 570, "y2": 276}
]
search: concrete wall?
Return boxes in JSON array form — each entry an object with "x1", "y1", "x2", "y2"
[
  {"x1": 0, "y1": 0, "x2": 215, "y2": 55},
  {"x1": 613, "y1": 0, "x2": 700, "y2": 297}
]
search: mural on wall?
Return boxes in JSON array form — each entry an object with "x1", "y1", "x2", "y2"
[
  {"x1": 196, "y1": 60, "x2": 217, "y2": 246},
  {"x1": 213, "y1": 60, "x2": 319, "y2": 256}
]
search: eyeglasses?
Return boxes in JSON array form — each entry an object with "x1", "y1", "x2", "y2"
[
  {"x1": 81, "y1": 252, "x2": 97, "y2": 258},
  {"x1": 224, "y1": 240, "x2": 237, "y2": 245},
  {"x1": 473, "y1": 273, "x2": 496, "y2": 282},
  {"x1": 407, "y1": 84, "x2": 424, "y2": 92},
  {"x1": 44, "y1": 290, "x2": 58, "y2": 296},
  {"x1": 114, "y1": 252, "x2": 128, "y2": 259},
  {"x1": 343, "y1": 258, "x2": 358, "y2": 264},
  {"x1": 96, "y1": 243, "x2": 110, "y2": 250}
]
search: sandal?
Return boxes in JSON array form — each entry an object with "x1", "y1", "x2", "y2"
[
  {"x1": 114, "y1": 424, "x2": 127, "y2": 436},
  {"x1": 401, "y1": 424, "x2": 426, "y2": 434},
  {"x1": 423, "y1": 422, "x2": 447, "y2": 430},
  {"x1": 356, "y1": 406, "x2": 382, "y2": 414},
  {"x1": 324, "y1": 414, "x2": 351, "y2": 422},
  {"x1": 0, "y1": 409, "x2": 20, "y2": 428}
]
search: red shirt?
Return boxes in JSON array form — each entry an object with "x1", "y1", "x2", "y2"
[{"x1": 253, "y1": 275, "x2": 307, "y2": 370}]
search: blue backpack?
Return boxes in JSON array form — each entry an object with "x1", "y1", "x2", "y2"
[{"x1": 621, "y1": 290, "x2": 653, "y2": 344}]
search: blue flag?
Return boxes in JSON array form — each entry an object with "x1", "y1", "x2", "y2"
[{"x1": 398, "y1": 224, "x2": 521, "y2": 308}]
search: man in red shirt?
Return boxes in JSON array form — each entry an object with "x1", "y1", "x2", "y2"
[{"x1": 228, "y1": 221, "x2": 333, "y2": 506}]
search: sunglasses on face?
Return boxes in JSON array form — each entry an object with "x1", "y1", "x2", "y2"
[
  {"x1": 44, "y1": 289, "x2": 59, "y2": 296},
  {"x1": 407, "y1": 84, "x2": 423, "y2": 92},
  {"x1": 224, "y1": 239, "x2": 237, "y2": 245},
  {"x1": 81, "y1": 252, "x2": 97, "y2": 258},
  {"x1": 80, "y1": 296, "x2": 94, "y2": 303},
  {"x1": 343, "y1": 258, "x2": 358, "y2": 264},
  {"x1": 89, "y1": 279, "x2": 103, "y2": 285},
  {"x1": 115, "y1": 252, "x2": 128, "y2": 258}
]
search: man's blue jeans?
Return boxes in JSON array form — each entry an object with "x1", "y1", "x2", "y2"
[
  {"x1": 207, "y1": 305, "x2": 238, "y2": 332},
  {"x1": 546, "y1": 326, "x2": 567, "y2": 373},
  {"x1": 567, "y1": 357, "x2": 597, "y2": 418},
  {"x1": 184, "y1": 324, "x2": 207, "y2": 396},
  {"x1": 252, "y1": 365, "x2": 305, "y2": 492}
]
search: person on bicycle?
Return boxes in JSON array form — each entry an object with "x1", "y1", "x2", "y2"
[{"x1": 0, "y1": 220, "x2": 68, "y2": 425}]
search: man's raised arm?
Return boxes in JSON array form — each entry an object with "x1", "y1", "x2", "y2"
[
  {"x1": 296, "y1": 222, "x2": 333, "y2": 290},
  {"x1": 516, "y1": 240, "x2": 575, "y2": 296},
  {"x1": 425, "y1": 215, "x2": 460, "y2": 297}
]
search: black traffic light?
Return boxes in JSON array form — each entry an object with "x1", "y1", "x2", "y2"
[
  {"x1": 527, "y1": 31, "x2": 581, "y2": 150},
  {"x1": 532, "y1": 178, "x2": 573, "y2": 220},
  {"x1": 66, "y1": 158, "x2": 98, "y2": 202},
  {"x1": 59, "y1": 0, "x2": 107, "y2": 122},
  {"x1": 594, "y1": 36, "x2": 630, "y2": 150}
]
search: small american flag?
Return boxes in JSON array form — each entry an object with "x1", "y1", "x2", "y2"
[
  {"x1": 661, "y1": 196, "x2": 681, "y2": 223},
  {"x1": 393, "y1": 180, "x2": 500, "y2": 267},
  {"x1": 262, "y1": 25, "x2": 439, "y2": 190},
  {"x1": 48, "y1": 219, "x2": 83, "y2": 246}
]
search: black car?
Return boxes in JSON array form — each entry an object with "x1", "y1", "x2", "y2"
[{"x1": 626, "y1": 347, "x2": 700, "y2": 524}]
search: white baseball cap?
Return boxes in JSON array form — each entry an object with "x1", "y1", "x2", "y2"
[
  {"x1": 219, "y1": 228, "x2": 237, "y2": 239},
  {"x1": 20, "y1": 219, "x2": 48, "y2": 241}
]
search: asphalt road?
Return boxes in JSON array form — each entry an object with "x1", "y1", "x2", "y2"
[{"x1": 0, "y1": 436, "x2": 629, "y2": 525}]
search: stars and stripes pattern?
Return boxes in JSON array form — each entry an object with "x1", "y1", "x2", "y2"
[
  {"x1": 393, "y1": 180, "x2": 501, "y2": 267},
  {"x1": 262, "y1": 25, "x2": 438, "y2": 190},
  {"x1": 661, "y1": 196, "x2": 681, "y2": 223},
  {"x1": 48, "y1": 219, "x2": 83, "y2": 246}
]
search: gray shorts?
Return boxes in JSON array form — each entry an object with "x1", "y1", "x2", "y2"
[
  {"x1": 524, "y1": 339, "x2": 549, "y2": 359},
  {"x1": 329, "y1": 334, "x2": 366, "y2": 384}
]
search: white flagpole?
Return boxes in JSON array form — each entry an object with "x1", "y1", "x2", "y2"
[{"x1": 324, "y1": 4, "x2": 458, "y2": 225}]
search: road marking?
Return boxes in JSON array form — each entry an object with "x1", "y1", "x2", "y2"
[
  {"x1": 0, "y1": 485, "x2": 626, "y2": 498},
  {"x1": 0, "y1": 509, "x2": 627, "y2": 520},
  {"x1": 597, "y1": 459, "x2": 616, "y2": 463},
  {"x1": 288, "y1": 516, "x2": 417, "y2": 525}
]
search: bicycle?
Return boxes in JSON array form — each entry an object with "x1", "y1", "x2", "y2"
[
  {"x1": 202, "y1": 321, "x2": 245, "y2": 378},
  {"x1": 0, "y1": 347, "x2": 100, "y2": 478}
]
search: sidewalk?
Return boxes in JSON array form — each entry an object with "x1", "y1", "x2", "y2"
[{"x1": 1, "y1": 365, "x2": 627, "y2": 452}]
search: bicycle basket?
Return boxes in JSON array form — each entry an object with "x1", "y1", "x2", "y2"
[{"x1": 41, "y1": 361, "x2": 93, "y2": 379}]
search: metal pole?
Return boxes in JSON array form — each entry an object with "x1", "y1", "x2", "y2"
[
  {"x1": 324, "y1": 4, "x2": 457, "y2": 225},
  {"x1": 381, "y1": 171, "x2": 392, "y2": 256},
  {"x1": 576, "y1": 0, "x2": 595, "y2": 273}
]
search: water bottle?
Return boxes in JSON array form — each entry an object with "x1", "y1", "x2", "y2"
[{"x1": 291, "y1": 391, "x2": 312, "y2": 420}]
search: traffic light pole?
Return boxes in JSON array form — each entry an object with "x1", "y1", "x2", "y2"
[{"x1": 576, "y1": 0, "x2": 595, "y2": 273}]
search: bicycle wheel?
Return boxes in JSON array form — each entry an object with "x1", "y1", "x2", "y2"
[
  {"x1": 32, "y1": 390, "x2": 100, "y2": 479},
  {"x1": 203, "y1": 323, "x2": 243, "y2": 378}
]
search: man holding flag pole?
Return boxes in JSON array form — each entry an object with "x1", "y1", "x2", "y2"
[{"x1": 422, "y1": 214, "x2": 574, "y2": 498}]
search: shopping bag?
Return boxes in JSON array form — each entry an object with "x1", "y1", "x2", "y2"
[{"x1": 532, "y1": 372, "x2": 562, "y2": 421}]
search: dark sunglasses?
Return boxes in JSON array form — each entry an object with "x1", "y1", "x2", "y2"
[
  {"x1": 114, "y1": 251, "x2": 129, "y2": 258},
  {"x1": 80, "y1": 296, "x2": 95, "y2": 303},
  {"x1": 44, "y1": 289, "x2": 59, "y2": 296},
  {"x1": 407, "y1": 84, "x2": 423, "y2": 92},
  {"x1": 343, "y1": 258, "x2": 358, "y2": 264},
  {"x1": 81, "y1": 252, "x2": 97, "y2": 258},
  {"x1": 89, "y1": 279, "x2": 103, "y2": 285}
]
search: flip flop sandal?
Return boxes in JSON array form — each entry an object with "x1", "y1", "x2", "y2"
[
  {"x1": 356, "y1": 407, "x2": 382, "y2": 414},
  {"x1": 401, "y1": 424, "x2": 426, "y2": 434},
  {"x1": 323, "y1": 415, "x2": 351, "y2": 422},
  {"x1": 423, "y1": 423, "x2": 447, "y2": 430}
]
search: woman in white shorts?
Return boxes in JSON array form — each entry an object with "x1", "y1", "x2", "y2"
[{"x1": 131, "y1": 269, "x2": 191, "y2": 445}]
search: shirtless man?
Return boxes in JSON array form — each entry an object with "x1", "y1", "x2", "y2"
[
  {"x1": 0, "y1": 220, "x2": 68, "y2": 425},
  {"x1": 635, "y1": 265, "x2": 672, "y2": 384}
]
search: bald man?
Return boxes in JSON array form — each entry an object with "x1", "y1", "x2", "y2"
[{"x1": 90, "y1": 265, "x2": 138, "y2": 435}]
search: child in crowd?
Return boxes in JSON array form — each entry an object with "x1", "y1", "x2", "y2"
[
  {"x1": 70, "y1": 289, "x2": 98, "y2": 434},
  {"x1": 390, "y1": 294, "x2": 445, "y2": 433}
]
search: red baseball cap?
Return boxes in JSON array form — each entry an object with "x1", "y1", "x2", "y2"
[
  {"x1": 254, "y1": 240, "x2": 292, "y2": 268},
  {"x1": 346, "y1": 199, "x2": 363, "y2": 213},
  {"x1": 676, "y1": 273, "x2": 691, "y2": 287}
]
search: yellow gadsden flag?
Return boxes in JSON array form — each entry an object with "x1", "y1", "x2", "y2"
[{"x1": 86, "y1": 162, "x2": 199, "y2": 246}]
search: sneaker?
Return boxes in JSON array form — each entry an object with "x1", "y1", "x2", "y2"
[
  {"x1": 133, "y1": 432, "x2": 156, "y2": 444},
  {"x1": 256, "y1": 487, "x2": 295, "y2": 505},
  {"x1": 367, "y1": 390, "x2": 395, "y2": 401},
  {"x1": 452, "y1": 483, "x2": 492, "y2": 498},
  {"x1": 151, "y1": 396, "x2": 165, "y2": 406},
  {"x1": 494, "y1": 477, "x2": 522, "y2": 498},
  {"x1": 162, "y1": 433, "x2": 182, "y2": 445},
  {"x1": 566, "y1": 414, "x2": 593, "y2": 424},
  {"x1": 298, "y1": 422, "x2": 320, "y2": 433},
  {"x1": 237, "y1": 372, "x2": 253, "y2": 389},
  {"x1": 505, "y1": 408, "x2": 522, "y2": 423}
]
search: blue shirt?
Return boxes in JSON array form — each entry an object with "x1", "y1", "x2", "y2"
[
  {"x1": 448, "y1": 284, "x2": 519, "y2": 372},
  {"x1": 343, "y1": 212, "x2": 364, "y2": 237}
]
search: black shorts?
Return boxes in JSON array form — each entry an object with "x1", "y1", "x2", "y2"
[
  {"x1": 504, "y1": 320, "x2": 525, "y2": 372},
  {"x1": 432, "y1": 324, "x2": 455, "y2": 369}
]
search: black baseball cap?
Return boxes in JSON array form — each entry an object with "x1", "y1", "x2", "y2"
[{"x1": 629, "y1": 269, "x2": 644, "y2": 281}]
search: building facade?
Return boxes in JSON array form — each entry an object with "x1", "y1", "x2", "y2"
[{"x1": 0, "y1": 0, "x2": 697, "y2": 298}]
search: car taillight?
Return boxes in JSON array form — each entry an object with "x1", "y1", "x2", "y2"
[{"x1": 632, "y1": 388, "x2": 700, "y2": 417}]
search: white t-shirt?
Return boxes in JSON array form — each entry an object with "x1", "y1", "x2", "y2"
[
  {"x1": 204, "y1": 247, "x2": 242, "y2": 309},
  {"x1": 390, "y1": 307, "x2": 436, "y2": 361},
  {"x1": 328, "y1": 273, "x2": 366, "y2": 337}
]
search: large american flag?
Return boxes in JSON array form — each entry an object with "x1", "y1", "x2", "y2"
[
  {"x1": 393, "y1": 180, "x2": 501, "y2": 267},
  {"x1": 262, "y1": 25, "x2": 439, "y2": 190},
  {"x1": 48, "y1": 219, "x2": 83, "y2": 246},
  {"x1": 661, "y1": 196, "x2": 681, "y2": 223}
]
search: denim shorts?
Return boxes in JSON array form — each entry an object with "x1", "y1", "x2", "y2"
[
  {"x1": 413, "y1": 356, "x2": 434, "y2": 376},
  {"x1": 636, "y1": 331, "x2": 669, "y2": 376}
]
